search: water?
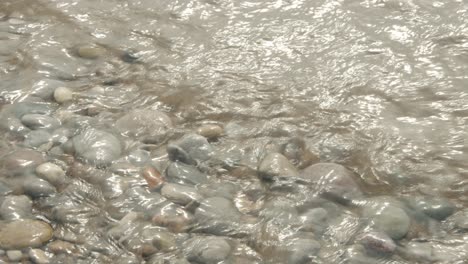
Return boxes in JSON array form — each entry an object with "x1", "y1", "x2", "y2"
[{"x1": 1, "y1": 0, "x2": 468, "y2": 263}]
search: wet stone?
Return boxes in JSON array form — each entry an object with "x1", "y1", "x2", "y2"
[
  {"x1": 196, "y1": 124, "x2": 224, "y2": 140},
  {"x1": 452, "y1": 209, "x2": 468, "y2": 229},
  {"x1": 166, "y1": 162, "x2": 208, "y2": 185},
  {"x1": 23, "y1": 130, "x2": 52, "y2": 148},
  {"x1": 53, "y1": 87, "x2": 73, "y2": 104},
  {"x1": 287, "y1": 238, "x2": 321, "y2": 264},
  {"x1": 28, "y1": 248, "x2": 49, "y2": 264},
  {"x1": 23, "y1": 176, "x2": 56, "y2": 198},
  {"x1": 358, "y1": 231, "x2": 396, "y2": 255},
  {"x1": 1, "y1": 149, "x2": 45, "y2": 176},
  {"x1": 47, "y1": 240, "x2": 75, "y2": 254},
  {"x1": 35, "y1": 162, "x2": 67, "y2": 187},
  {"x1": 152, "y1": 203, "x2": 194, "y2": 233},
  {"x1": 299, "y1": 207, "x2": 328, "y2": 234},
  {"x1": 21, "y1": 114, "x2": 60, "y2": 130},
  {"x1": 185, "y1": 237, "x2": 231, "y2": 264},
  {"x1": 175, "y1": 133, "x2": 214, "y2": 162},
  {"x1": 6, "y1": 250, "x2": 22, "y2": 262},
  {"x1": 280, "y1": 138, "x2": 319, "y2": 169},
  {"x1": 0, "y1": 220, "x2": 53, "y2": 249},
  {"x1": 0, "y1": 195, "x2": 32, "y2": 220},
  {"x1": 412, "y1": 196, "x2": 455, "y2": 221},
  {"x1": 161, "y1": 183, "x2": 202, "y2": 206},
  {"x1": 258, "y1": 152, "x2": 299, "y2": 180},
  {"x1": 0, "y1": 182, "x2": 12, "y2": 196},
  {"x1": 141, "y1": 166, "x2": 165, "y2": 190},
  {"x1": 365, "y1": 204, "x2": 410, "y2": 240},
  {"x1": 72, "y1": 128, "x2": 122, "y2": 166},
  {"x1": 115, "y1": 109, "x2": 172, "y2": 139},
  {"x1": 404, "y1": 242, "x2": 433, "y2": 262},
  {"x1": 77, "y1": 44, "x2": 105, "y2": 59}
]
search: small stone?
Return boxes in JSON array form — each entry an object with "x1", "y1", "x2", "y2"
[
  {"x1": 358, "y1": 232, "x2": 396, "y2": 255},
  {"x1": 161, "y1": 183, "x2": 202, "y2": 206},
  {"x1": 0, "y1": 195, "x2": 32, "y2": 220},
  {"x1": 21, "y1": 114, "x2": 60, "y2": 130},
  {"x1": 28, "y1": 249, "x2": 49, "y2": 264},
  {"x1": 366, "y1": 205, "x2": 410, "y2": 240},
  {"x1": 258, "y1": 152, "x2": 299, "y2": 180},
  {"x1": 413, "y1": 196, "x2": 455, "y2": 221},
  {"x1": 152, "y1": 204, "x2": 194, "y2": 233},
  {"x1": 115, "y1": 109, "x2": 172, "y2": 139},
  {"x1": 47, "y1": 240, "x2": 75, "y2": 254},
  {"x1": 35, "y1": 162, "x2": 66, "y2": 186},
  {"x1": 166, "y1": 162, "x2": 208, "y2": 185},
  {"x1": 186, "y1": 237, "x2": 231, "y2": 263},
  {"x1": 6, "y1": 250, "x2": 22, "y2": 261},
  {"x1": 24, "y1": 130, "x2": 52, "y2": 148},
  {"x1": 23, "y1": 176, "x2": 56, "y2": 198},
  {"x1": 175, "y1": 134, "x2": 215, "y2": 162},
  {"x1": 0, "y1": 220, "x2": 53, "y2": 249},
  {"x1": 141, "y1": 166, "x2": 164, "y2": 190},
  {"x1": 196, "y1": 124, "x2": 224, "y2": 140},
  {"x1": 77, "y1": 44, "x2": 105, "y2": 59},
  {"x1": 53, "y1": 87, "x2": 73, "y2": 104}
]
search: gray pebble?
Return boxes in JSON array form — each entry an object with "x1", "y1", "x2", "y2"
[
  {"x1": 23, "y1": 176, "x2": 57, "y2": 198},
  {"x1": 166, "y1": 162, "x2": 208, "y2": 185},
  {"x1": 0, "y1": 182, "x2": 12, "y2": 196},
  {"x1": 35, "y1": 162, "x2": 66, "y2": 187},
  {"x1": 0, "y1": 195, "x2": 32, "y2": 220},
  {"x1": 258, "y1": 152, "x2": 299, "y2": 180},
  {"x1": 413, "y1": 196, "x2": 455, "y2": 220},
  {"x1": 6, "y1": 250, "x2": 22, "y2": 261},
  {"x1": 73, "y1": 128, "x2": 122, "y2": 166},
  {"x1": 115, "y1": 109, "x2": 172, "y2": 139},
  {"x1": 176, "y1": 133, "x2": 214, "y2": 162},
  {"x1": 23, "y1": 130, "x2": 52, "y2": 148},
  {"x1": 186, "y1": 237, "x2": 231, "y2": 263},
  {"x1": 21, "y1": 114, "x2": 60, "y2": 130},
  {"x1": 1, "y1": 149, "x2": 45, "y2": 176},
  {"x1": 77, "y1": 44, "x2": 105, "y2": 59},
  {"x1": 405, "y1": 242, "x2": 433, "y2": 261},
  {"x1": 161, "y1": 183, "x2": 202, "y2": 206},
  {"x1": 365, "y1": 204, "x2": 410, "y2": 240}
]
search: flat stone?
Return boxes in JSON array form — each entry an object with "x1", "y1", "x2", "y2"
[
  {"x1": 0, "y1": 195, "x2": 32, "y2": 220},
  {"x1": 21, "y1": 114, "x2": 60, "y2": 130},
  {"x1": 258, "y1": 152, "x2": 299, "y2": 179},
  {"x1": 73, "y1": 128, "x2": 122, "y2": 166},
  {"x1": 141, "y1": 166, "x2": 165, "y2": 190},
  {"x1": 0, "y1": 220, "x2": 53, "y2": 249}
]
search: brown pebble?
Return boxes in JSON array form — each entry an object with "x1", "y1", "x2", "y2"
[
  {"x1": 47, "y1": 240, "x2": 75, "y2": 254},
  {"x1": 141, "y1": 166, "x2": 164, "y2": 189},
  {"x1": 196, "y1": 124, "x2": 224, "y2": 140}
]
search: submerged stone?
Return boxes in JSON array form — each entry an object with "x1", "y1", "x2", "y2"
[{"x1": 0, "y1": 220, "x2": 53, "y2": 249}]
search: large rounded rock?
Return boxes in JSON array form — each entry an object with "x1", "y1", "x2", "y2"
[
  {"x1": 300, "y1": 163, "x2": 362, "y2": 204},
  {"x1": 258, "y1": 152, "x2": 299, "y2": 180},
  {"x1": 73, "y1": 128, "x2": 122, "y2": 166},
  {"x1": 115, "y1": 109, "x2": 172, "y2": 139},
  {"x1": 0, "y1": 220, "x2": 53, "y2": 249}
]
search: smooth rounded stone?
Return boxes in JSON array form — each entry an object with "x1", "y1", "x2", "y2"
[
  {"x1": 404, "y1": 242, "x2": 433, "y2": 261},
  {"x1": 196, "y1": 197, "x2": 242, "y2": 221},
  {"x1": 47, "y1": 240, "x2": 75, "y2": 254},
  {"x1": 0, "y1": 182, "x2": 12, "y2": 196},
  {"x1": 300, "y1": 163, "x2": 362, "y2": 204},
  {"x1": 3, "y1": 102, "x2": 53, "y2": 119},
  {"x1": 142, "y1": 166, "x2": 165, "y2": 190},
  {"x1": 166, "y1": 162, "x2": 208, "y2": 185},
  {"x1": 152, "y1": 203, "x2": 194, "y2": 233},
  {"x1": 175, "y1": 134, "x2": 215, "y2": 162},
  {"x1": 108, "y1": 187, "x2": 166, "y2": 219},
  {"x1": 412, "y1": 196, "x2": 455, "y2": 221},
  {"x1": 53, "y1": 87, "x2": 73, "y2": 104},
  {"x1": 21, "y1": 114, "x2": 60, "y2": 130},
  {"x1": 196, "y1": 124, "x2": 224, "y2": 140},
  {"x1": 197, "y1": 182, "x2": 239, "y2": 200},
  {"x1": 365, "y1": 204, "x2": 410, "y2": 240},
  {"x1": 35, "y1": 162, "x2": 67, "y2": 187},
  {"x1": 280, "y1": 138, "x2": 319, "y2": 169},
  {"x1": 0, "y1": 116, "x2": 30, "y2": 136},
  {"x1": 73, "y1": 128, "x2": 122, "y2": 166},
  {"x1": 6, "y1": 250, "x2": 22, "y2": 261},
  {"x1": 287, "y1": 238, "x2": 321, "y2": 264},
  {"x1": 51, "y1": 127, "x2": 72, "y2": 144},
  {"x1": 185, "y1": 237, "x2": 231, "y2": 263},
  {"x1": 0, "y1": 220, "x2": 53, "y2": 249},
  {"x1": 77, "y1": 44, "x2": 105, "y2": 59},
  {"x1": 127, "y1": 149, "x2": 151, "y2": 166},
  {"x1": 1, "y1": 149, "x2": 45, "y2": 176},
  {"x1": 24, "y1": 130, "x2": 52, "y2": 148},
  {"x1": 0, "y1": 195, "x2": 32, "y2": 220},
  {"x1": 28, "y1": 249, "x2": 49, "y2": 264},
  {"x1": 161, "y1": 183, "x2": 202, "y2": 206},
  {"x1": 23, "y1": 176, "x2": 56, "y2": 198},
  {"x1": 167, "y1": 144, "x2": 196, "y2": 165},
  {"x1": 115, "y1": 109, "x2": 172, "y2": 138},
  {"x1": 258, "y1": 152, "x2": 299, "y2": 180},
  {"x1": 358, "y1": 231, "x2": 396, "y2": 255},
  {"x1": 299, "y1": 207, "x2": 328, "y2": 234},
  {"x1": 31, "y1": 79, "x2": 65, "y2": 100}
]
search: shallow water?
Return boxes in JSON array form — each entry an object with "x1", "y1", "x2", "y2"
[{"x1": 1, "y1": 0, "x2": 468, "y2": 263}]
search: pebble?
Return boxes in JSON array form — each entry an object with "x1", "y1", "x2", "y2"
[
  {"x1": 175, "y1": 133, "x2": 215, "y2": 162},
  {"x1": 77, "y1": 44, "x2": 105, "y2": 59},
  {"x1": 167, "y1": 144, "x2": 196, "y2": 165},
  {"x1": 28, "y1": 249, "x2": 49, "y2": 264},
  {"x1": 301, "y1": 163, "x2": 362, "y2": 204},
  {"x1": 196, "y1": 124, "x2": 224, "y2": 140},
  {"x1": 161, "y1": 183, "x2": 202, "y2": 206},
  {"x1": 404, "y1": 242, "x2": 433, "y2": 261},
  {"x1": 0, "y1": 195, "x2": 32, "y2": 220},
  {"x1": 358, "y1": 231, "x2": 396, "y2": 255},
  {"x1": 53, "y1": 87, "x2": 73, "y2": 103},
  {"x1": 1, "y1": 149, "x2": 45, "y2": 176},
  {"x1": 72, "y1": 128, "x2": 122, "y2": 166},
  {"x1": 166, "y1": 162, "x2": 208, "y2": 185},
  {"x1": 258, "y1": 152, "x2": 299, "y2": 180},
  {"x1": 141, "y1": 166, "x2": 165, "y2": 190},
  {"x1": 47, "y1": 240, "x2": 75, "y2": 254},
  {"x1": 0, "y1": 220, "x2": 53, "y2": 249},
  {"x1": 35, "y1": 162, "x2": 67, "y2": 186},
  {"x1": 366, "y1": 204, "x2": 410, "y2": 240},
  {"x1": 412, "y1": 196, "x2": 455, "y2": 221},
  {"x1": 280, "y1": 138, "x2": 319, "y2": 169},
  {"x1": 6, "y1": 250, "x2": 22, "y2": 262},
  {"x1": 152, "y1": 203, "x2": 194, "y2": 233},
  {"x1": 23, "y1": 176, "x2": 57, "y2": 198},
  {"x1": 24, "y1": 130, "x2": 52, "y2": 148},
  {"x1": 21, "y1": 114, "x2": 60, "y2": 130},
  {"x1": 186, "y1": 237, "x2": 231, "y2": 263}
]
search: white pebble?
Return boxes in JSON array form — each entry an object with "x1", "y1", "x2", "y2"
[
  {"x1": 6, "y1": 250, "x2": 22, "y2": 262},
  {"x1": 36, "y1": 162, "x2": 66, "y2": 186},
  {"x1": 53, "y1": 87, "x2": 73, "y2": 103}
]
